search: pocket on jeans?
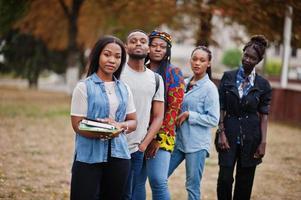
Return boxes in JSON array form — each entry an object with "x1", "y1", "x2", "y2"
[{"x1": 137, "y1": 149, "x2": 144, "y2": 154}]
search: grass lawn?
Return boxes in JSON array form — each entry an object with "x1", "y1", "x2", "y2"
[{"x1": 0, "y1": 86, "x2": 300, "y2": 200}]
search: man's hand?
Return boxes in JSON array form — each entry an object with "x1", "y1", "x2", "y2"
[
  {"x1": 145, "y1": 139, "x2": 160, "y2": 159},
  {"x1": 138, "y1": 143, "x2": 147, "y2": 152}
]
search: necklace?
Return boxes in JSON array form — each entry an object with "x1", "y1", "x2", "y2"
[
  {"x1": 106, "y1": 87, "x2": 113, "y2": 95},
  {"x1": 105, "y1": 83, "x2": 115, "y2": 95}
]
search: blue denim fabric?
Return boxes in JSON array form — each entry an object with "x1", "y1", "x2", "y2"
[
  {"x1": 176, "y1": 74, "x2": 220, "y2": 154},
  {"x1": 133, "y1": 149, "x2": 171, "y2": 200},
  {"x1": 74, "y1": 73, "x2": 130, "y2": 163},
  {"x1": 123, "y1": 150, "x2": 145, "y2": 200},
  {"x1": 168, "y1": 148, "x2": 207, "y2": 200}
]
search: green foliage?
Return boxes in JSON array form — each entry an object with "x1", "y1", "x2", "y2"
[
  {"x1": 0, "y1": 102, "x2": 69, "y2": 118},
  {"x1": 264, "y1": 59, "x2": 282, "y2": 76},
  {"x1": 0, "y1": 103, "x2": 39, "y2": 118},
  {"x1": 221, "y1": 49, "x2": 242, "y2": 69},
  {"x1": 0, "y1": 30, "x2": 66, "y2": 87},
  {"x1": 0, "y1": 0, "x2": 28, "y2": 36}
]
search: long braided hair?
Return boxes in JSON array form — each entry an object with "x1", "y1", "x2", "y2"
[{"x1": 145, "y1": 30, "x2": 172, "y2": 99}]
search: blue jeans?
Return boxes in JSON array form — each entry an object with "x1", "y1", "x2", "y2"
[
  {"x1": 134, "y1": 149, "x2": 171, "y2": 200},
  {"x1": 168, "y1": 148, "x2": 207, "y2": 200},
  {"x1": 123, "y1": 150, "x2": 144, "y2": 200}
]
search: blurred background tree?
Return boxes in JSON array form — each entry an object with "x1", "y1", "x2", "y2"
[
  {"x1": 0, "y1": 0, "x2": 66, "y2": 87},
  {"x1": 1, "y1": 31, "x2": 66, "y2": 88},
  {"x1": 264, "y1": 59, "x2": 282, "y2": 77},
  {"x1": 221, "y1": 48, "x2": 242, "y2": 69},
  {"x1": 1, "y1": 0, "x2": 301, "y2": 88},
  {"x1": 6, "y1": 0, "x2": 177, "y2": 90},
  {"x1": 0, "y1": 0, "x2": 28, "y2": 35},
  {"x1": 174, "y1": 0, "x2": 301, "y2": 48},
  {"x1": 172, "y1": 0, "x2": 217, "y2": 46},
  {"x1": 213, "y1": 0, "x2": 301, "y2": 48},
  {"x1": 15, "y1": 0, "x2": 177, "y2": 64}
]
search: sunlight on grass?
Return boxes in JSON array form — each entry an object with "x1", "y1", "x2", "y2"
[
  {"x1": 0, "y1": 86, "x2": 300, "y2": 200},
  {"x1": 0, "y1": 102, "x2": 69, "y2": 118},
  {"x1": 44, "y1": 107, "x2": 69, "y2": 118},
  {"x1": 0, "y1": 104, "x2": 39, "y2": 117}
]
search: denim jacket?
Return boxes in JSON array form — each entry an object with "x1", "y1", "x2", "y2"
[
  {"x1": 175, "y1": 74, "x2": 220, "y2": 155},
  {"x1": 75, "y1": 73, "x2": 130, "y2": 163}
]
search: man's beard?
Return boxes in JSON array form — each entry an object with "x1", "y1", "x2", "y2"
[{"x1": 128, "y1": 53, "x2": 147, "y2": 60}]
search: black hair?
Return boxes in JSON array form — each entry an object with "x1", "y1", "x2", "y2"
[
  {"x1": 87, "y1": 35, "x2": 126, "y2": 79},
  {"x1": 126, "y1": 29, "x2": 148, "y2": 43},
  {"x1": 191, "y1": 46, "x2": 212, "y2": 80},
  {"x1": 243, "y1": 35, "x2": 268, "y2": 62},
  {"x1": 145, "y1": 37, "x2": 171, "y2": 99}
]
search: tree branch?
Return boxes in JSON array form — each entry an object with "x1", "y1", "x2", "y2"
[
  {"x1": 72, "y1": 0, "x2": 85, "y2": 15},
  {"x1": 58, "y1": 0, "x2": 70, "y2": 18}
]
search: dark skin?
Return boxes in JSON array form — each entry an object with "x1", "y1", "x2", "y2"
[
  {"x1": 71, "y1": 115, "x2": 136, "y2": 140},
  {"x1": 71, "y1": 43, "x2": 137, "y2": 139},
  {"x1": 176, "y1": 49, "x2": 210, "y2": 128},
  {"x1": 144, "y1": 38, "x2": 167, "y2": 159},
  {"x1": 126, "y1": 32, "x2": 164, "y2": 155},
  {"x1": 218, "y1": 46, "x2": 268, "y2": 159},
  {"x1": 141, "y1": 100, "x2": 164, "y2": 157}
]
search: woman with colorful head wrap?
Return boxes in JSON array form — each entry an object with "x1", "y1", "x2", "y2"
[{"x1": 145, "y1": 30, "x2": 185, "y2": 153}]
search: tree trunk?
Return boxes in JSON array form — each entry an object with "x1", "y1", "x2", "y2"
[
  {"x1": 27, "y1": 65, "x2": 40, "y2": 89},
  {"x1": 58, "y1": 0, "x2": 84, "y2": 94},
  {"x1": 280, "y1": 5, "x2": 293, "y2": 88},
  {"x1": 66, "y1": 51, "x2": 80, "y2": 94},
  {"x1": 195, "y1": 7, "x2": 212, "y2": 46},
  {"x1": 28, "y1": 78, "x2": 38, "y2": 89}
]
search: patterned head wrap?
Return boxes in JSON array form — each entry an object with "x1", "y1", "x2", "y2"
[{"x1": 149, "y1": 30, "x2": 172, "y2": 47}]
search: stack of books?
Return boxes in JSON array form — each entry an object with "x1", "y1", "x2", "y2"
[{"x1": 78, "y1": 119, "x2": 120, "y2": 135}]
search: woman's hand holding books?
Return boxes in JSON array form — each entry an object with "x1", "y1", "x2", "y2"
[{"x1": 78, "y1": 118, "x2": 124, "y2": 140}]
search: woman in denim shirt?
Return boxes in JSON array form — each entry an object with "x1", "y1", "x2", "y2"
[
  {"x1": 168, "y1": 46, "x2": 220, "y2": 200},
  {"x1": 70, "y1": 36, "x2": 137, "y2": 200}
]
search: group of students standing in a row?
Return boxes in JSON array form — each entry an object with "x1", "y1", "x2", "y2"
[{"x1": 70, "y1": 29, "x2": 272, "y2": 200}]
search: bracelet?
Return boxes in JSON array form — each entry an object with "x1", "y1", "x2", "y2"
[
  {"x1": 218, "y1": 123, "x2": 224, "y2": 129},
  {"x1": 217, "y1": 127, "x2": 225, "y2": 132}
]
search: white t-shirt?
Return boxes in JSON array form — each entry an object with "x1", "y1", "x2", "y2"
[
  {"x1": 70, "y1": 81, "x2": 136, "y2": 120},
  {"x1": 120, "y1": 64, "x2": 164, "y2": 153}
]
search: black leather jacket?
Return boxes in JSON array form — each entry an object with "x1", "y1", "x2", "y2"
[{"x1": 218, "y1": 69, "x2": 272, "y2": 167}]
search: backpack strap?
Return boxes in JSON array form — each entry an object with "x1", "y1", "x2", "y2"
[{"x1": 153, "y1": 73, "x2": 160, "y2": 99}]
